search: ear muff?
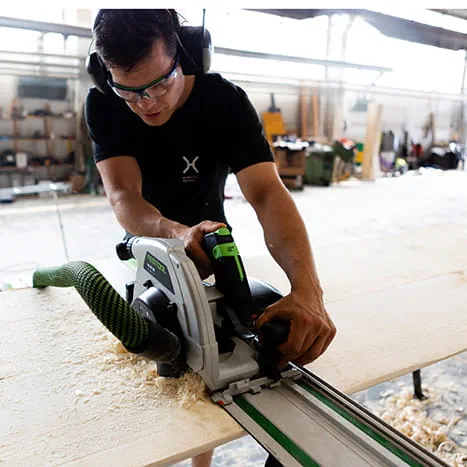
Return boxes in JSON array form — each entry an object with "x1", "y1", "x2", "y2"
[
  {"x1": 177, "y1": 26, "x2": 212, "y2": 75},
  {"x1": 86, "y1": 16, "x2": 212, "y2": 94},
  {"x1": 86, "y1": 51, "x2": 113, "y2": 95}
]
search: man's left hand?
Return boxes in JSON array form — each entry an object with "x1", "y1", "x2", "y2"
[{"x1": 255, "y1": 291, "x2": 336, "y2": 369}]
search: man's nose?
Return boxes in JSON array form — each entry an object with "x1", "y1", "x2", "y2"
[{"x1": 137, "y1": 96, "x2": 158, "y2": 111}]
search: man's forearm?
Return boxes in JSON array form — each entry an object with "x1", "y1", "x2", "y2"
[
  {"x1": 256, "y1": 189, "x2": 323, "y2": 299},
  {"x1": 110, "y1": 190, "x2": 187, "y2": 238}
]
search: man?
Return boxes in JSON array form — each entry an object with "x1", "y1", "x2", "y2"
[{"x1": 85, "y1": 10, "x2": 336, "y2": 467}]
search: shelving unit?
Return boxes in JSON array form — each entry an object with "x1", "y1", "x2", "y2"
[{"x1": 0, "y1": 111, "x2": 77, "y2": 188}]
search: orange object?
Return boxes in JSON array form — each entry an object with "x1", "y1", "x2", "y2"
[{"x1": 261, "y1": 112, "x2": 286, "y2": 144}]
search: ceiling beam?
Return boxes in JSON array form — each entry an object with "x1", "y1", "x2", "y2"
[
  {"x1": 0, "y1": 50, "x2": 84, "y2": 61},
  {"x1": 0, "y1": 16, "x2": 92, "y2": 38},
  {"x1": 249, "y1": 9, "x2": 467, "y2": 51},
  {"x1": 431, "y1": 9, "x2": 467, "y2": 21},
  {"x1": 0, "y1": 69, "x2": 79, "y2": 79},
  {"x1": 215, "y1": 47, "x2": 392, "y2": 73},
  {"x1": 0, "y1": 59, "x2": 79, "y2": 70}
]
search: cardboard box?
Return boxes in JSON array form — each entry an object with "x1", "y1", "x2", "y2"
[
  {"x1": 70, "y1": 174, "x2": 86, "y2": 193},
  {"x1": 282, "y1": 175, "x2": 304, "y2": 190},
  {"x1": 274, "y1": 148, "x2": 305, "y2": 176},
  {"x1": 274, "y1": 148, "x2": 305, "y2": 168}
]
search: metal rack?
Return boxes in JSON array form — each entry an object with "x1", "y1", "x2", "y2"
[{"x1": 0, "y1": 113, "x2": 76, "y2": 186}]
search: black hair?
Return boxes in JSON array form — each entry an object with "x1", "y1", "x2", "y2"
[{"x1": 93, "y1": 9, "x2": 180, "y2": 72}]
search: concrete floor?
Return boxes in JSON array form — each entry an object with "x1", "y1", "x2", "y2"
[
  {"x1": 2, "y1": 168, "x2": 466, "y2": 287},
  {"x1": 1, "y1": 169, "x2": 467, "y2": 465}
]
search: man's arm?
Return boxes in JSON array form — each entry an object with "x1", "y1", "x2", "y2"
[
  {"x1": 97, "y1": 156, "x2": 186, "y2": 237},
  {"x1": 97, "y1": 156, "x2": 224, "y2": 277},
  {"x1": 236, "y1": 161, "x2": 336, "y2": 368}
]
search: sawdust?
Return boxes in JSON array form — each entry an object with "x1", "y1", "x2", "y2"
[
  {"x1": 377, "y1": 386, "x2": 467, "y2": 466},
  {"x1": 454, "y1": 270, "x2": 467, "y2": 283},
  {"x1": 91, "y1": 332, "x2": 209, "y2": 410}
]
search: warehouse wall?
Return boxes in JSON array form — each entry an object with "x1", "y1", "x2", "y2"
[
  {"x1": 225, "y1": 74, "x2": 467, "y2": 146},
  {"x1": 1, "y1": 70, "x2": 465, "y2": 146},
  {"x1": 223, "y1": 79, "x2": 301, "y2": 133},
  {"x1": 341, "y1": 88, "x2": 464, "y2": 144}
]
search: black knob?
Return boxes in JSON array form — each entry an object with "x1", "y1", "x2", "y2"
[{"x1": 116, "y1": 237, "x2": 134, "y2": 260}]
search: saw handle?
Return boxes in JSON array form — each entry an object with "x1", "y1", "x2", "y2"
[
  {"x1": 204, "y1": 229, "x2": 291, "y2": 348},
  {"x1": 203, "y1": 228, "x2": 255, "y2": 323},
  {"x1": 260, "y1": 320, "x2": 291, "y2": 348},
  {"x1": 259, "y1": 320, "x2": 291, "y2": 374}
]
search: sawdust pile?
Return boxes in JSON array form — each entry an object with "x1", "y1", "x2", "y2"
[
  {"x1": 111, "y1": 340, "x2": 208, "y2": 407},
  {"x1": 84, "y1": 330, "x2": 209, "y2": 410},
  {"x1": 376, "y1": 386, "x2": 467, "y2": 466}
]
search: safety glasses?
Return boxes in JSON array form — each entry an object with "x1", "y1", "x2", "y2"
[{"x1": 109, "y1": 53, "x2": 179, "y2": 103}]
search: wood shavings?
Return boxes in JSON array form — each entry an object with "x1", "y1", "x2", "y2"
[
  {"x1": 377, "y1": 386, "x2": 467, "y2": 466},
  {"x1": 87, "y1": 331, "x2": 209, "y2": 410},
  {"x1": 151, "y1": 371, "x2": 209, "y2": 408},
  {"x1": 114, "y1": 341, "x2": 128, "y2": 354}
]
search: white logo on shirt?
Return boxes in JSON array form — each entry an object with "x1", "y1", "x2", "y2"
[{"x1": 183, "y1": 156, "x2": 199, "y2": 174}]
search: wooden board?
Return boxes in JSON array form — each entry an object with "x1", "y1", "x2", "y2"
[
  {"x1": 2, "y1": 224, "x2": 467, "y2": 466},
  {"x1": 0, "y1": 287, "x2": 243, "y2": 467},
  {"x1": 313, "y1": 269, "x2": 467, "y2": 394},
  {"x1": 299, "y1": 87, "x2": 309, "y2": 139},
  {"x1": 362, "y1": 103, "x2": 383, "y2": 180},
  {"x1": 311, "y1": 92, "x2": 320, "y2": 138},
  {"x1": 244, "y1": 224, "x2": 467, "y2": 300}
]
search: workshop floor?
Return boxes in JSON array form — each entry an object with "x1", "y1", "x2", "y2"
[{"x1": 1, "y1": 168, "x2": 467, "y2": 466}]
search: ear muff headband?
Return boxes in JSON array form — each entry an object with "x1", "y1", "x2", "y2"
[{"x1": 86, "y1": 10, "x2": 212, "y2": 95}]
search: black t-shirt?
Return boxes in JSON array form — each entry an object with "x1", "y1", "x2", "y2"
[{"x1": 85, "y1": 73, "x2": 273, "y2": 227}]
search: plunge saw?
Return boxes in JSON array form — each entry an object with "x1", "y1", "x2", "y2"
[{"x1": 33, "y1": 228, "x2": 448, "y2": 467}]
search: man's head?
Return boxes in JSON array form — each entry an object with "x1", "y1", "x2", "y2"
[{"x1": 93, "y1": 9, "x2": 189, "y2": 126}]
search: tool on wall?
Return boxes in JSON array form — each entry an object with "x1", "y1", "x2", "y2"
[{"x1": 33, "y1": 228, "x2": 448, "y2": 466}]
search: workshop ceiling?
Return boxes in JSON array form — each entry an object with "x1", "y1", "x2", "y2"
[
  {"x1": 431, "y1": 9, "x2": 467, "y2": 21},
  {"x1": 248, "y1": 9, "x2": 467, "y2": 51}
]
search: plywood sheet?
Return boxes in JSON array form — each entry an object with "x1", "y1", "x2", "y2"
[
  {"x1": 312, "y1": 268, "x2": 467, "y2": 394},
  {"x1": 0, "y1": 287, "x2": 242, "y2": 467},
  {"x1": 2, "y1": 224, "x2": 467, "y2": 466},
  {"x1": 243, "y1": 224, "x2": 467, "y2": 301},
  {"x1": 93, "y1": 225, "x2": 467, "y2": 304}
]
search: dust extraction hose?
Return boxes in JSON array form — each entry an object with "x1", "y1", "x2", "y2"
[{"x1": 33, "y1": 261, "x2": 149, "y2": 351}]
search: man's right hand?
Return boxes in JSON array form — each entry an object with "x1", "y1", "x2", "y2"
[{"x1": 180, "y1": 221, "x2": 226, "y2": 279}]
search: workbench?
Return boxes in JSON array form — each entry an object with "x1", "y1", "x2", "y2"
[{"x1": 1, "y1": 224, "x2": 467, "y2": 466}]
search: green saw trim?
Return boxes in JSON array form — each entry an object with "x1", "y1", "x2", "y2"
[
  {"x1": 234, "y1": 256, "x2": 245, "y2": 282},
  {"x1": 233, "y1": 395, "x2": 320, "y2": 466},
  {"x1": 296, "y1": 380, "x2": 424, "y2": 467},
  {"x1": 212, "y1": 242, "x2": 239, "y2": 259},
  {"x1": 216, "y1": 227, "x2": 231, "y2": 236}
]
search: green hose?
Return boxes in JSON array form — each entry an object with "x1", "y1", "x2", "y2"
[{"x1": 33, "y1": 261, "x2": 149, "y2": 352}]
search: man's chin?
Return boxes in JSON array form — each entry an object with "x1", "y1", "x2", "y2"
[{"x1": 140, "y1": 110, "x2": 171, "y2": 126}]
